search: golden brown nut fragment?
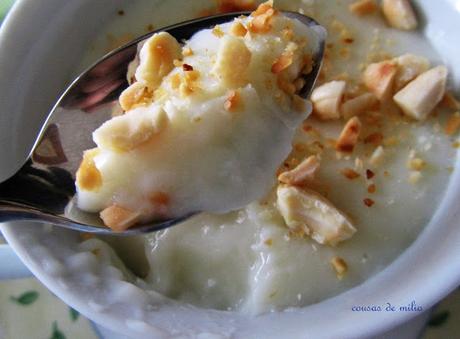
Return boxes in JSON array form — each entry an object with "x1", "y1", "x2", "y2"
[
  {"x1": 119, "y1": 82, "x2": 152, "y2": 111},
  {"x1": 394, "y1": 54, "x2": 430, "y2": 90},
  {"x1": 76, "y1": 148, "x2": 102, "y2": 191},
  {"x1": 278, "y1": 155, "x2": 320, "y2": 186},
  {"x1": 349, "y1": 0, "x2": 378, "y2": 16},
  {"x1": 330, "y1": 256, "x2": 348, "y2": 279},
  {"x1": 100, "y1": 205, "x2": 141, "y2": 232},
  {"x1": 230, "y1": 21, "x2": 248, "y2": 37},
  {"x1": 441, "y1": 92, "x2": 460, "y2": 110},
  {"x1": 382, "y1": 0, "x2": 418, "y2": 30},
  {"x1": 393, "y1": 66, "x2": 448, "y2": 121},
  {"x1": 213, "y1": 35, "x2": 252, "y2": 88},
  {"x1": 224, "y1": 90, "x2": 242, "y2": 111},
  {"x1": 363, "y1": 61, "x2": 398, "y2": 101},
  {"x1": 94, "y1": 108, "x2": 168, "y2": 152},
  {"x1": 311, "y1": 80, "x2": 347, "y2": 120},
  {"x1": 135, "y1": 32, "x2": 182, "y2": 90},
  {"x1": 336, "y1": 117, "x2": 362, "y2": 153},
  {"x1": 248, "y1": 0, "x2": 276, "y2": 34},
  {"x1": 445, "y1": 112, "x2": 460, "y2": 136},
  {"x1": 277, "y1": 185, "x2": 356, "y2": 246},
  {"x1": 341, "y1": 93, "x2": 379, "y2": 120},
  {"x1": 369, "y1": 146, "x2": 385, "y2": 166}
]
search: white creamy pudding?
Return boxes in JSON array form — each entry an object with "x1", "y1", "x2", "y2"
[
  {"x1": 77, "y1": 0, "x2": 459, "y2": 315},
  {"x1": 76, "y1": 2, "x2": 322, "y2": 231}
]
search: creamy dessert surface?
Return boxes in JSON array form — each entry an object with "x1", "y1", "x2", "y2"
[
  {"x1": 76, "y1": 5, "x2": 320, "y2": 230},
  {"x1": 78, "y1": 0, "x2": 459, "y2": 314}
]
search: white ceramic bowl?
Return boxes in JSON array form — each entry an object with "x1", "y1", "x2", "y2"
[{"x1": 1, "y1": 1, "x2": 460, "y2": 338}]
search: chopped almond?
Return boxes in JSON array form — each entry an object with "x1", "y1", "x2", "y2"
[
  {"x1": 213, "y1": 35, "x2": 252, "y2": 87},
  {"x1": 278, "y1": 155, "x2": 320, "y2": 186},
  {"x1": 368, "y1": 146, "x2": 385, "y2": 167},
  {"x1": 341, "y1": 168, "x2": 360, "y2": 180},
  {"x1": 366, "y1": 169, "x2": 375, "y2": 179},
  {"x1": 76, "y1": 148, "x2": 102, "y2": 191},
  {"x1": 363, "y1": 198, "x2": 375, "y2": 207},
  {"x1": 135, "y1": 32, "x2": 182, "y2": 90},
  {"x1": 336, "y1": 117, "x2": 362, "y2": 153},
  {"x1": 311, "y1": 81, "x2": 347, "y2": 120},
  {"x1": 100, "y1": 205, "x2": 141, "y2": 232},
  {"x1": 251, "y1": 0, "x2": 273, "y2": 16},
  {"x1": 230, "y1": 21, "x2": 248, "y2": 37},
  {"x1": 272, "y1": 42, "x2": 298, "y2": 74},
  {"x1": 367, "y1": 184, "x2": 376, "y2": 193},
  {"x1": 363, "y1": 60, "x2": 398, "y2": 100},
  {"x1": 364, "y1": 132, "x2": 384, "y2": 146},
  {"x1": 394, "y1": 66, "x2": 448, "y2": 120},
  {"x1": 445, "y1": 112, "x2": 460, "y2": 136},
  {"x1": 349, "y1": 0, "x2": 378, "y2": 16},
  {"x1": 119, "y1": 82, "x2": 152, "y2": 111},
  {"x1": 224, "y1": 90, "x2": 242, "y2": 111},
  {"x1": 182, "y1": 63, "x2": 193, "y2": 71},
  {"x1": 394, "y1": 54, "x2": 430, "y2": 90},
  {"x1": 441, "y1": 92, "x2": 460, "y2": 110},
  {"x1": 341, "y1": 93, "x2": 379, "y2": 120},
  {"x1": 382, "y1": 0, "x2": 418, "y2": 30},
  {"x1": 277, "y1": 185, "x2": 356, "y2": 246},
  {"x1": 330, "y1": 256, "x2": 348, "y2": 279}
]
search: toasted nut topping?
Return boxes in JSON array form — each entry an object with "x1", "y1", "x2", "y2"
[
  {"x1": 272, "y1": 47, "x2": 295, "y2": 74},
  {"x1": 182, "y1": 63, "x2": 194, "y2": 71},
  {"x1": 251, "y1": 0, "x2": 273, "y2": 16},
  {"x1": 394, "y1": 66, "x2": 448, "y2": 121},
  {"x1": 330, "y1": 256, "x2": 348, "y2": 279},
  {"x1": 366, "y1": 169, "x2": 375, "y2": 179},
  {"x1": 382, "y1": 0, "x2": 418, "y2": 30},
  {"x1": 367, "y1": 184, "x2": 377, "y2": 193},
  {"x1": 212, "y1": 25, "x2": 225, "y2": 38},
  {"x1": 277, "y1": 185, "x2": 356, "y2": 246},
  {"x1": 135, "y1": 32, "x2": 182, "y2": 90},
  {"x1": 278, "y1": 155, "x2": 320, "y2": 186},
  {"x1": 341, "y1": 168, "x2": 360, "y2": 180},
  {"x1": 100, "y1": 205, "x2": 141, "y2": 232},
  {"x1": 76, "y1": 148, "x2": 102, "y2": 191},
  {"x1": 445, "y1": 112, "x2": 460, "y2": 136},
  {"x1": 349, "y1": 0, "x2": 378, "y2": 16},
  {"x1": 311, "y1": 80, "x2": 347, "y2": 120},
  {"x1": 94, "y1": 107, "x2": 168, "y2": 152},
  {"x1": 341, "y1": 93, "x2": 379, "y2": 120},
  {"x1": 119, "y1": 82, "x2": 152, "y2": 111},
  {"x1": 363, "y1": 60, "x2": 398, "y2": 100},
  {"x1": 213, "y1": 35, "x2": 252, "y2": 88},
  {"x1": 182, "y1": 47, "x2": 193, "y2": 57},
  {"x1": 394, "y1": 54, "x2": 430, "y2": 90},
  {"x1": 369, "y1": 146, "x2": 385, "y2": 166},
  {"x1": 224, "y1": 90, "x2": 242, "y2": 111},
  {"x1": 170, "y1": 73, "x2": 181, "y2": 89},
  {"x1": 441, "y1": 92, "x2": 460, "y2": 110},
  {"x1": 363, "y1": 198, "x2": 375, "y2": 207},
  {"x1": 336, "y1": 117, "x2": 362, "y2": 153},
  {"x1": 230, "y1": 21, "x2": 248, "y2": 37}
]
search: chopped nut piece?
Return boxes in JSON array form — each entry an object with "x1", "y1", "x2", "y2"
[
  {"x1": 278, "y1": 155, "x2": 320, "y2": 186},
  {"x1": 363, "y1": 60, "x2": 398, "y2": 100},
  {"x1": 394, "y1": 54, "x2": 430, "y2": 90},
  {"x1": 135, "y1": 32, "x2": 182, "y2": 90},
  {"x1": 441, "y1": 92, "x2": 460, "y2": 110},
  {"x1": 277, "y1": 185, "x2": 357, "y2": 246},
  {"x1": 212, "y1": 25, "x2": 225, "y2": 38},
  {"x1": 119, "y1": 82, "x2": 152, "y2": 111},
  {"x1": 366, "y1": 169, "x2": 375, "y2": 179},
  {"x1": 100, "y1": 205, "x2": 141, "y2": 232},
  {"x1": 363, "y1": 198, "x2": 375, "y2": 207},
  {"x1": 272, "y1": 43, "x2": 298, "y2": 74},
  {"x1": 369, "y1": 146, "x2": 385, "y2": 166},
  {"x1": 382, "y1": 0, "x2": 418, "y2": 30},
  {"x1": 76, "y1": 148, "x2": 102, "y2": 191},
  {"x1": 213, "y1": 35, "x2": 252, "y2": 87},
  {"x1": 336, "y1": 117, "x2": 362, "y2": 153},
  {"x1": 230, "y1": 21, "x2": 248, "y2": 37},
  {"x1": 349, "y1": 0, "x2": 378, "y2": 16},
  {"x1": 94, "y1": 107, "x2": 168, "y2": 152},
  {"x1": 341, "y1": 93, "x2": 379, "y2": 120},
  {"x1": 182, "y1": 47, "x2": 193, "y2": 57},
  {"x1": 330, "y1": 256, "x2": 348, "y2": 279},
  {"x1": 367, "y1": 184, "x2": 376, "y2": 193},
  {"x1": 341, "y1": 168, "x2": 360, "y2": 180},
  {"x1": 182, "y1": 63, "x2": 194, "y2": 71},
  {"x1": 248, "y1": 1, "x2": 276, "y2": 34},
  {"x1": 224, "y1": 90, "x2": 242, "y2": 111},
  {"x1": 394, "y1": 66, "x2": 448, "y2": 121},
  {"x1": 407, "y1": 157, "x2": 426, "y2": 171},
  {"x1": 311, "y1": 81, "x2": 346, "y2": 120},
  {"x1": 445, "y1": 112, "x2": 460, "y2": 136}
]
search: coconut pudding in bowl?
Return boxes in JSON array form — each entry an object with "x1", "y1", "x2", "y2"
[{"x1": 1, "y1": 0, "x2": 460, "y2": 338}]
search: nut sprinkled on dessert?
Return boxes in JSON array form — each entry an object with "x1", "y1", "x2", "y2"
[
  {"x1": 363, "y1": 198, "x2": 375, "y2": 207},
  {"x1": 76, "y1": 148, "x2": 102, "y2": 191},
  {"x1": 330, "y1": 256, "x2": 348, "y2": 279},
  {"x1": 349, "y1": 0, "x2": 378, "y2": 16},
  {"x1": 382, "y1": 0, "x2": 418, "y2": 31},
  {"x1": 363, "y1": 60, "x2": 397, "y2": 101},
  {"x1": 278, "y1": 155, "x2": 320, "y2": 186},
  {"x1": 336, "y1": 117, "x2": 362, "y2": 153},
  {"x1": 311, "y1": 80, "x2": 346, "y2": 120},
  {"x1": 230, "y1": 21, "x2": 248, "y2": 37},
  {"x1": 224, "y1": 90, "x2": 242, "y2": 111},
  {"x1": 100, "y1": 205, "x2": 141, "y2": 232},
  {"x1": 444, "y1": 112, "x2": 460, "y2": 136},
  {"x1": 341, "y1": 168, "x2": 361, "y2": 180}
]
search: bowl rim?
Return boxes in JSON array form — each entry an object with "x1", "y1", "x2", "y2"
[{"x1": 1, "y1": 0, "x2": 460, "y2": 338}]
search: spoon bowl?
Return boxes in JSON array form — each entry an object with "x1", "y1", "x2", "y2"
[{"x1": 0, "y1": 11, "x2": 325, "y2": 235}]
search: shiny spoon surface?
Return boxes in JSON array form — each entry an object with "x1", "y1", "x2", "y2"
[{"x1": 0, "y1": 11, "x2": 326, "y2": 235}]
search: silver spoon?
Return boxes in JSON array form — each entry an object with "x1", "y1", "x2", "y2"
[{"x1": 0, "y1": 11, "x2": 325, "y2": 235}]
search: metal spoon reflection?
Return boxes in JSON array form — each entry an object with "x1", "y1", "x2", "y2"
[{"x1": 0, "y1": 11, "x2": 325, "y2": 235}]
